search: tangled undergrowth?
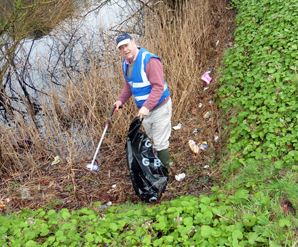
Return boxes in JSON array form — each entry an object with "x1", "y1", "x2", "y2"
[{"x1": 0, "y1": 0, "x2": 237, "y2": 213}]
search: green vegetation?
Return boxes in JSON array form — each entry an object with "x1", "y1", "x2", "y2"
[
  {"x1": 1, "y1": 192, "x2": 293, "y2": 246},
  {"x1": 1, "y1": 0, "x2": 298, "y2": 246}
]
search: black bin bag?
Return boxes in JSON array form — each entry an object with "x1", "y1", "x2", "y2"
[{"x1": 126, "y1": 117, "x2": 169, "y2": 202}]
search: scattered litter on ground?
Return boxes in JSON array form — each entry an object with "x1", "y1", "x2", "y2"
[
  {"x1": 216, "y1": 40, "x2": 219, "y2": 46},
  {"x1": 202, "y1": 87, "x2": 209, "y2": 94},
  {"x1": 21, "y1": 187, "x2": 31, "y2": 199},
  {"x1": 175, "y1": 173, "x2": 186, "y2": 181},
  {"x1": 112, "y1": 184, "x2": 116, "y2": 188},
  {"x1": 189, "y1": 140, "x2": 200, "y2": 154},
  {"x1": 86, "y1": 163, "x2": 99, "y2": 172},
  {"x1": 51, "y1": 156, "x2": 61, "y2": 165},
  {"x1": 173, "y1": 123, "x2": 182, "y2": 130},
  {"x1": 5, "y1": 198, "x2": 10, "y2": 203},
  {"x1": 107, "y1": 201, "x2": 112, "y2": 206},
  {"x1": 209, "y1": 100, "x2": 213, "y2": 103},
  {"x1": 204, "y1": 165, "x2": 209, "y2": 169},
  {"x1": 201, "y1": 70, "x2": 213, "y2": 85},
  {"x1": 199, "y1": 142, "x2": 208, "y2": 150},
  {"x1": 214, "y1": 135, "x2": 219, "y2": 142},
  {"x1": 0, "y1": 0, "x2": 235, "y2": 212},
  {"x1": 193, "y1": 128, "x2": 201, "y2": 134},
  {"x1": 203, "y1": 111, "x2": 211, "y2": 119},
  {"x1": 198, "y1": 103, "x2": 202, "y2": 108}
]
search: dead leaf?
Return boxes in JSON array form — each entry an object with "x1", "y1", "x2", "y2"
[
  {"x1": 278, "y1": 169, "x2": 287, "y2": 175},
  {"x1": 191, "y1": 107, "x2": 198, "y2": 116},
  {"x1": 294, "y1": 229, "x2": 298, "y2": 235}
]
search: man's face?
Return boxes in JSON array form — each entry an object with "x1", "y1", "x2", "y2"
[{"x1": 119, "y1": 40, "x2": 137, "y2": 62}]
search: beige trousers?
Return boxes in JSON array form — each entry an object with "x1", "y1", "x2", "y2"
[{"x1": 142, "y1": 98, "x2": 172, "y2": 151}]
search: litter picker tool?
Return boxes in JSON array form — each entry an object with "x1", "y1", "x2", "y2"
[{"x1": 87, "y1": 104, "x2": 122, "y2": 171}]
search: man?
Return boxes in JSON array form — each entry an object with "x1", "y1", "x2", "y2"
[{"x1": 114, "y1": 33, "x2": 172, "y2": 172}]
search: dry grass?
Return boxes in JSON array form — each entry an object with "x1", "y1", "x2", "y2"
[{"x1": 0, "y1": 0, "x2": 236, "y2": 210}]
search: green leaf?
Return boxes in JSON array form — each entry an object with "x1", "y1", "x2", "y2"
[
  {"x1": 47, "y1": 209, "x2": 56, "y2": 216},
  {"x1": 62, "y1": 223, "x2": 71, "y2": 230},
  {"x1": 248, "y1": 232, "x2": 258, "y2": 244},
  {"x1": 232, "y1": 229, "x2": 243, "y2": 240},
  {"x1": 55, "y1": 231, "x2": 64, "y2": 237},
  {"x1": 142, "y1": 235, "x2": 151, "y2": 245},
  {"x1": 183, "y1": 217, "x2": 193, "y2": 226},
  {"x1": 200, "y1": 196, "x2": 211, "y2": 204},
  {"x1": 274, "y1": 160, "x2": 284, "y2": 169},
  {"x1": 156, "y1": 221, "x2": 166, "y2": 230},
  {"x1": 62, "y1": 211, "x2": 71, "y2": 220},
  {"x1": 212, "y1": 229, "x2": 222, "y2": 238},
  {"x1": 25, "y1": 231, "x2": 36, "y2": 240},
  {"x1": 201, "y1": 225, "x2": 212, "y2": 238},
  {"x1": 25, "y1": 240, "x2": 37, "y2": 247},
  {"x1": 211, "y1": 186, "x2": 219, "y2": 191},
  {"x1": 94, "y1": 201, "x2": 102, "y2": 207},
  {"x1": 165, "y1": 236, "x2": 174, "y2": 243},
  {"x1": 47, "y1": 236, "x2": 55, "y2": 244},
  {"x1": 231, "y1": 118, "x2": 237, "y2": 123},
  {"x1": 0, "y1": 226, "x2": 8, "y2": 233},
  {"x1": 40, "y1": 228, "x2": 50, "y2": 237},
  {"x1": 58, "y1": 235, "x2": 67, "y2": 242},
  {"x1": 279, "y1": 218, "x2": 290, "y2": 228},
  {"x1": 85, "y1": 233, "x2": 94, "y2": 242},
  {"x1": 261, "y1": 197, "x2": 271, "y2": 205},
  {"x1": 235, "y1": 189, "x2": 249, "y2": 199},
  {"x1": 110, "y1": 223, "x2": 118, "y2": 231}
]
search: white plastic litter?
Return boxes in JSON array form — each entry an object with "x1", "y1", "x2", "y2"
[
  {"x1": 173, "y1": 123, "x2": 182, "y2": 130},
  {"x1": 21, "y1": 187, "x2": 31, "y2": 199},
  {"x1": 202, "y1": 87, "x2": 209, "y2": 93},
  {"x1": 51, "y1": 156, "x2": 61, "y2": 165},
  {"x1": 112, "y1": 184, "x2": 116, "y2": 188},
  {"x1": 214, "y1": 135, "x2": 219, "y2": 142},
  {"x1": 175, "y1": 173, "x2": 186, "y2": 182},
  {"x1": 107, "y1": 201, "x2": 112, "y2": 206}
]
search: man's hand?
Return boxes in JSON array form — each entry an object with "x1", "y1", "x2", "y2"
[
  {"x1": 138, "y1": 106, "x2": 149, "y2": 121},
  {"x1": 114, "y1": 100, "x2": 123, "y2": 111}
]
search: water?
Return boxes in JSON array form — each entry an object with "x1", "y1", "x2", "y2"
[
  {"x1": 0, "y1": 0, "x2": 141, "y2": 127},
  {"x1": 2, "y1": 0, "x2": 135, "y2": 100}
]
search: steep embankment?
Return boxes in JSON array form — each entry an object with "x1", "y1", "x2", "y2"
[{"x1": 1, "y1": 0, "x2": 298, "y2": 246}]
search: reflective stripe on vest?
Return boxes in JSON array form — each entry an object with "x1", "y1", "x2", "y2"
[{"x1": 122, "y1": 48, "x2": 170, "y2": 108}]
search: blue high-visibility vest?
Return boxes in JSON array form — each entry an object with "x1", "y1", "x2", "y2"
[{"x1": 122, "y1": 48, "x2": 170, "y2": 109}]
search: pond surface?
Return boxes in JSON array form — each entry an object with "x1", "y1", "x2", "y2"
[{"x1": 2, "y1": 0, "x2": 135, "y2": 95}]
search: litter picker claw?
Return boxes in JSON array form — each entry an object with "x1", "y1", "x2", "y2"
[{"x1": 88, "y1": 104, "x2": 123, "y2": 171}]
